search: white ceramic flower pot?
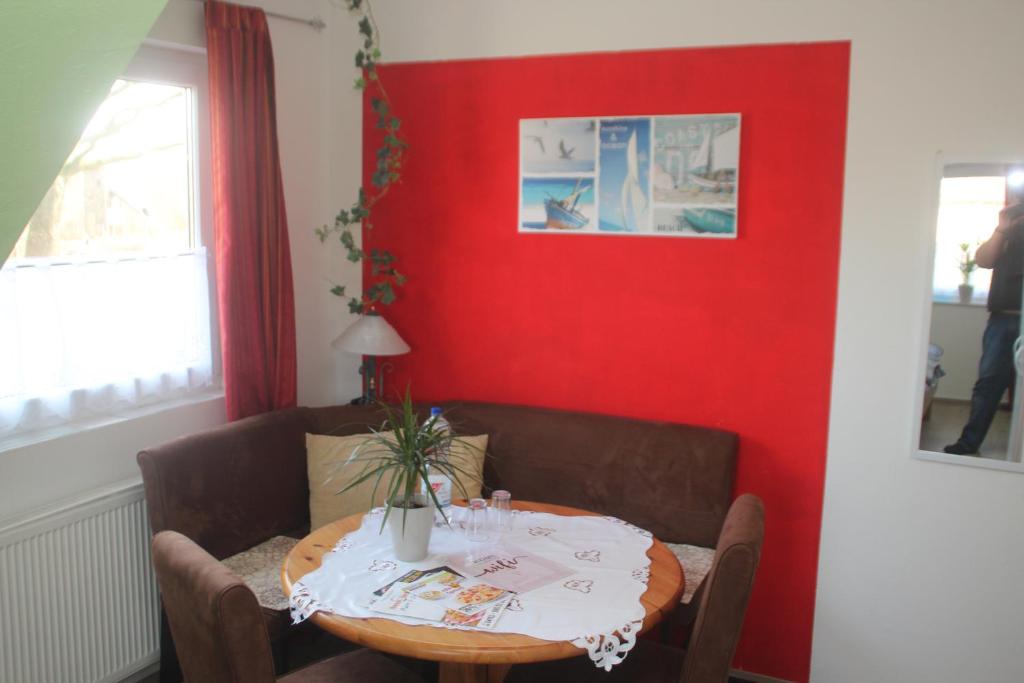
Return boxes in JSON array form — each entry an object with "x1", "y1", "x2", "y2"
[
  {"x1": 387, "y1": 493, "x2": 434, "y2": 562},
  {"x1": 958, "y1": 284, "x2": 974, "y2": 304}
]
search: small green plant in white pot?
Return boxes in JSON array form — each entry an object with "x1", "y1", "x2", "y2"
[
  {"x1": 958, "y1": 241, "x2": 978, "y2": 303},
  {"x1": 331, "y1": 390, "x2": 478, "y2": 562}
]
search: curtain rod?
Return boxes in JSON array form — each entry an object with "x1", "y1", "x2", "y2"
[{"x1": 186, "y1": 0, "x2": 327, "y2": 31}]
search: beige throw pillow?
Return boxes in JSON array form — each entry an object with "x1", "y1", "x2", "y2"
[{"x1": 306, "y1": 432, "x2": 488, "y2": 531}]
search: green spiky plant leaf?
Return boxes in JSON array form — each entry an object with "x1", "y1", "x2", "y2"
[{"x1": 327, "y1": 389, "x2": 482, "y2": 534}]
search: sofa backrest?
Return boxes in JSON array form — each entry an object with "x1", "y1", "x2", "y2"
[
  {"x1": 309, "y1": 402, "x2": 738, "y2": 548},
  {"x1": 138, "y1": 401, "x2": 736, "y2": 557},
  {"x1": 138, "y1": 408, "x2": 315, "y2": 559},
  {"x1": 138, "y1": 404, "x2": 392, "y2": 559},
  {"x1": 444, "y1": 402, "x2": 737, "y2": 547}
]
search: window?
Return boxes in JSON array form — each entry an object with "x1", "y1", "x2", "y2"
[
  {"x1": 8, "y1": 79, "x2": 196, "y2": 261},
  {"x1": 932, "y1": 173, "x2": 1008, "y2": 303},
  {"x1": 0, "y1": 46, "x2": 216, "y2": 443}
]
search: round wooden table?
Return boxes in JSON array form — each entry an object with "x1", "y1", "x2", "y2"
[{"x1": 281, "y1": 501, "x2": 685, "y2": 683}]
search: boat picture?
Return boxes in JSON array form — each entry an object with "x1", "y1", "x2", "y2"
[
  {"x1": 597, "y1": 118, "x2": 651, "y2": 232},
  {"x1": 679, "y1": 208, "x2": 736, "y2": 235},
  {"x1": 520, "y1": 113, "x2": 739, "y2": 238},
  {"x1": 545, "y1": 179, "x2": 591, "y2": 230},
  {"x1": 688, "y1": 124, "x2": 739, "y2": 194},
  {"x1": 519, "y1": 177, "x2": 596, "y2": 231},
  {"x1": 619, "y1": 131, "x2": 649, "y2": 232}
]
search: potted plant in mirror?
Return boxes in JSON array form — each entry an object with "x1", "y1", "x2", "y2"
[
  {"x1": 330, "y1": 390, "x2": 477, "y2": 562},
  {"x1": 958, "y1": 241, "x2": 978, "y2": 303}
]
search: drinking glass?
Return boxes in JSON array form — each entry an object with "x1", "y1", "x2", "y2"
[
  {"x1": 490, "y1": 490, "x2": 512, "y2": 535},
  {"x1": 465, "y1": 498, "x2": 490, "y2": 542}
]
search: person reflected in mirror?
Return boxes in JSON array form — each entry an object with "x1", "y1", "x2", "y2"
[{"x1": 945, "y1": 196, "x2": 1024, "y2": 455}]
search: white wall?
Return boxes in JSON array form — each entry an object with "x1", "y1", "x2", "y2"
[
  {"x1": 364, "y1": 1, "x2": 1024, "y2": 681},
  {"x1": 0, "y1": 0, "x2": 363, "y2": 523},
  {"x1": 930, "y1": 303, "x2": 988, "y2": 400}
]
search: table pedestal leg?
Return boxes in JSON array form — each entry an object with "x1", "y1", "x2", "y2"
[{"x1": 438, "y1": 662, "x2": 511, "y2": 683}]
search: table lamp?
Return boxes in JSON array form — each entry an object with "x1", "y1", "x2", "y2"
[{"x1": 332, "y1": 311, "x2": 410, "y2": 403}]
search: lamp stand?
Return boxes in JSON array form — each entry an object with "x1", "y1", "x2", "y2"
[
  {"x1": 355, "y1": 355, "x2": 378, "y2": 404},
  {"x1": 353, "y1": 356, "x2": 396, "y2": 405}
]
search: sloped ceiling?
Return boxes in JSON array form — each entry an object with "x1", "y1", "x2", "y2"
[{"x1": 0, "y1": 0, "x2": 169, "y2": 264}]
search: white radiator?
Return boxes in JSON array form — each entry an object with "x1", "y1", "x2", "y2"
[{"x1": 0, "y1": 481, "x2": 159, "y2": 683}]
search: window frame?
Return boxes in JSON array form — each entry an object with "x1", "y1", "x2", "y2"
[{"x1": 120, "y1": 43, "x2": 221, "y2": 383}]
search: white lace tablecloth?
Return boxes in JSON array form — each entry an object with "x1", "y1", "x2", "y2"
[{"x1": 289, "y1": 508, "x2": 656, "y2": 670}]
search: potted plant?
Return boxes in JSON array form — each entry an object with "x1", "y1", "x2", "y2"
[
  {"x1": 958, "y1": 242, "x2": 978, "y2": 304},
  {"x1": 331, "y1": 390, "x2": 478, "y2": 562}
]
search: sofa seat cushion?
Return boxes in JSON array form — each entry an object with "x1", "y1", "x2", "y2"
[
  {"x1": 665, "y1": 542, "x2": 715, "y2": 604},
  {"x1": 307, "y1": 432, "x2": 489, "y2": 530},
  {"x1": 221, "y1": 535, "x2": 298, "y2": 612}
]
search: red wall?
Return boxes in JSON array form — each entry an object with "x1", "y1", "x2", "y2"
[{"x1": 364, "y1": 42, "x2": 850, "y2": 682}]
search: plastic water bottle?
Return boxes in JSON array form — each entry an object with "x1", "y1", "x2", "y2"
[
  {"x1": 423, "y1": 406, "x2": 453, "y2": 521},
  {"x1": 427, "y1": 406, "x2": 450, "y2": 437}
]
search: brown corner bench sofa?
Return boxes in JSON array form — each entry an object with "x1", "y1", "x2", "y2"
[{"x1": 137, "y1": 401, "x2": 738, "y2": 680}]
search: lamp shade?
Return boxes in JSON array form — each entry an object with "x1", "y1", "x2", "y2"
[{"x1": 332, "y1": 312, "x2": 410, "y2": 356}]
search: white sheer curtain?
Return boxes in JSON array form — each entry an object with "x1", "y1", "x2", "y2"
[{"x1": 0, "y1": 250, "x2": 215, "y2": 440}]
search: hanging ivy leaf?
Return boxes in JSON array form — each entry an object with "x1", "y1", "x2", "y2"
[{"x1": 318, "y1": 0, "x2": 407, "y2": 317}]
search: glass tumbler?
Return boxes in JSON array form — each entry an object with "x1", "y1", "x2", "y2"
[
  {"x1": 490, "y1": 490, "x2": 512, "y2": 535},
  {"x1": 465, "y1": 498, "x2": 490, "y2": 542}
]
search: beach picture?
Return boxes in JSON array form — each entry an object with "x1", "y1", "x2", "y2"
[
  {"x1": 519, "y1": 177, "x2": 596, "y2": 231},
  {"x1": 653, "y1": 115, "x2": 740, "y2": 205},
  {"x1": 518, "y1": 113, "x2": 739, "y2": 238},
  {"x1": 597, "y1": 118, "x2": 651, "y2": 232},
  {"x1": 520, "y1": 119, "x2": 597, "y2": 174},
  {"x1": 653, "y1": 205, "x2": 737, "y2": 238}
]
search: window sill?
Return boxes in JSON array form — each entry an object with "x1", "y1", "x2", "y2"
[
  {"x1": 0, "y1": 387, "x2": 225, "y2": 454},
  {"x1": 933, "y1": 298, "x2": 987, "y2": 308}
]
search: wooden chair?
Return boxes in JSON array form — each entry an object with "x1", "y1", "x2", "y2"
[
  {"x1": 505, "y1": 494, "x2": 765, "y2": 683},
  {"x1": 151, "y1": 530, "x2": 426, "y2": 683}
]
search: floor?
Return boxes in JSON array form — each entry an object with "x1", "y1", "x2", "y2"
[
  {"x1": 919, "y1": 398, "x2": 1013, "y2": 459},
  {"x1": 139, "y1": 666, "x2": 752, "y2": 682}
]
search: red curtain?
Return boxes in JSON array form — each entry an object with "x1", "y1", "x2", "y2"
[{"x1": 205, "y1": 1, "x2": 297, "y2": 420}]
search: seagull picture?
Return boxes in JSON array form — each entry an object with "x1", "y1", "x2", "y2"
[
  {"x1": 526, "y1": 135, "x2": 546, "y2": 154},
  {"x1": 558, "y1": 139, "x2": 575, "y2": 160}
]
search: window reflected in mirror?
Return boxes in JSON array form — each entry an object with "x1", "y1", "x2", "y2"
[{"x1": 920, "y1": 163, "x2": 1024, "y2": 462}]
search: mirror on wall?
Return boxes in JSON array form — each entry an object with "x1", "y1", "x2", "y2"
[{"x1": 918, "y1": 162, "x2": 1024, "y2": 463}]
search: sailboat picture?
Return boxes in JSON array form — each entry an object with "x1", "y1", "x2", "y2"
[
  {"x1": 518, "y1": 113, "x2": 739, "y2": 238},
  {"x1": 519, "y1": 177, "x2": 596, "y2": 231},
  {"x1": 652, "y1": 115, "x2": 740, "y2": 205},
  {"x1": 597, "y1": 118, "x2": 651, "y2": 232}
]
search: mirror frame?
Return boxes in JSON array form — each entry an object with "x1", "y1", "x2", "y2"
[{"x1": 911, "y1": 152, "x2": 1024, "y2": 473}]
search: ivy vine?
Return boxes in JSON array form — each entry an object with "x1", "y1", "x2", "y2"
[{"x1": 317, "y1": 0, "x2": 407, "y2": 314}]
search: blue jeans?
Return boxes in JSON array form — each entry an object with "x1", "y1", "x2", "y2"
[{"x1": 957, "y1": 313, "x2": 1020, "y2": 451}]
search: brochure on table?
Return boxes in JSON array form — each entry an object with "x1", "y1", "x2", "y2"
[
  {"x1": 369, "y1": 545, "x2": 573, "y2": 630},
  {"x1": 452, "y1": 543, "x2": 573, "y2": 594}
]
